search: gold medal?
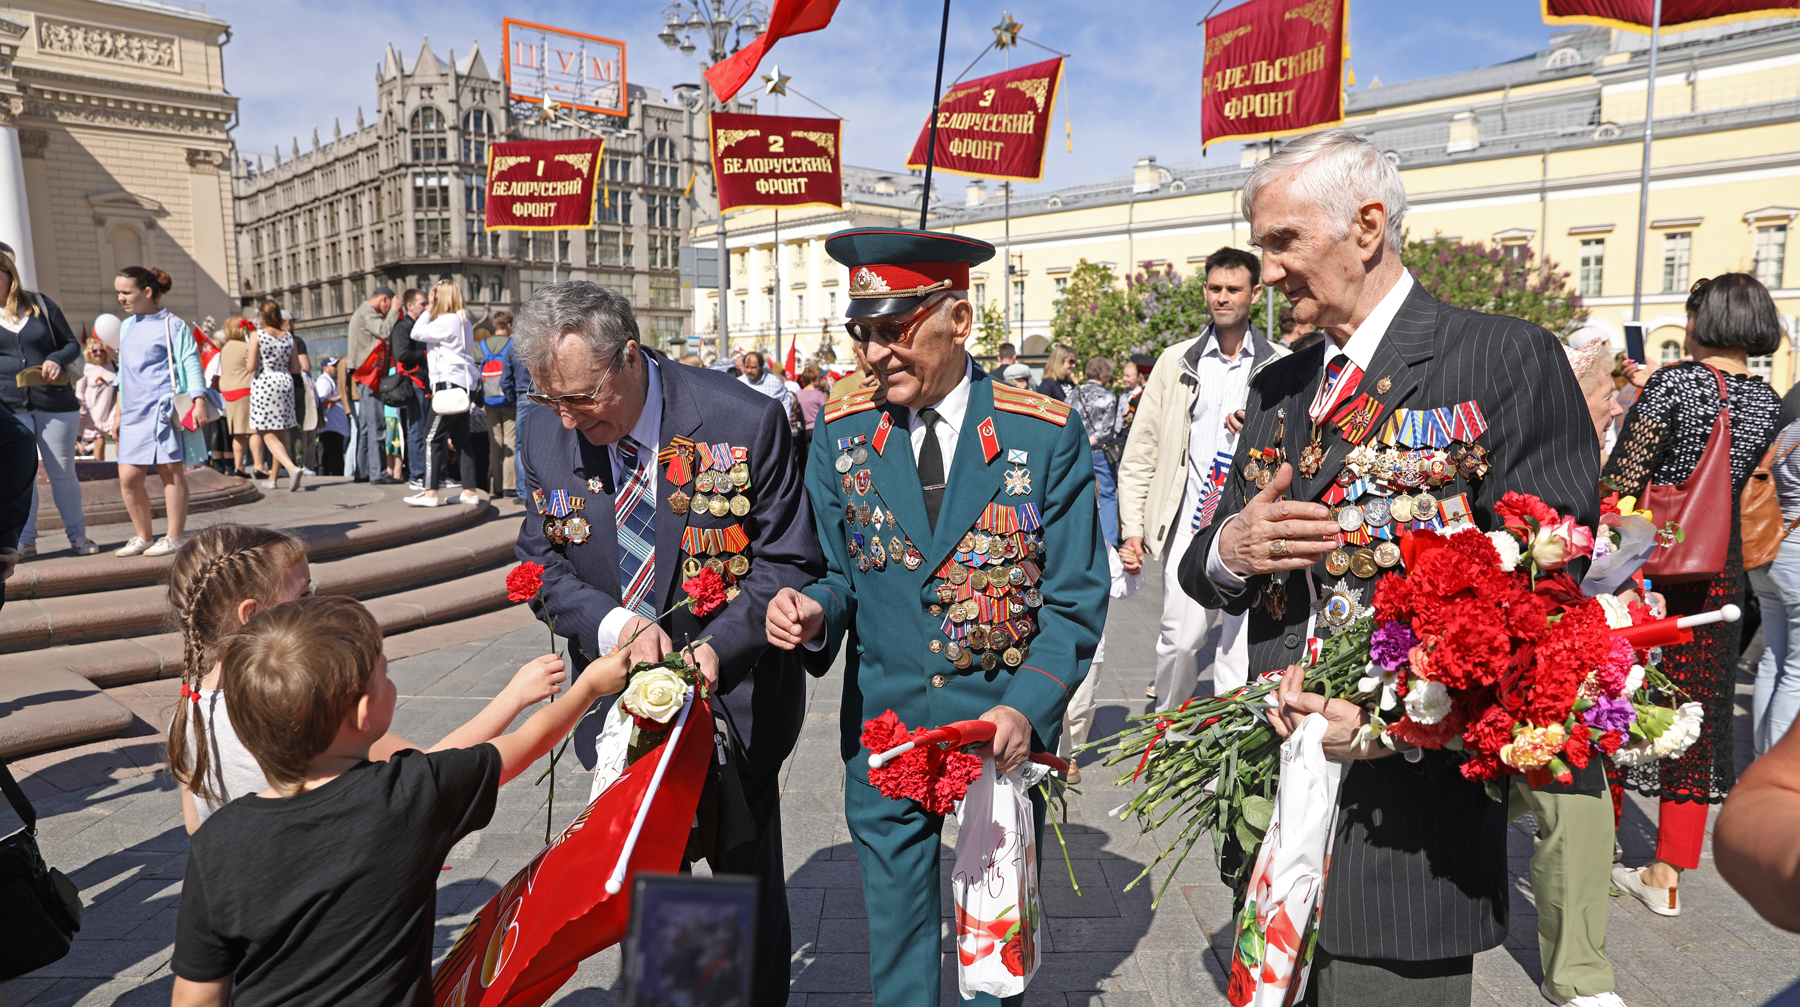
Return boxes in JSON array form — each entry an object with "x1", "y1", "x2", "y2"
[
  {"x1": 1414, "y1": 493, "x2": 1438, "y2": 522},
  {"x1": 1324, "y1": 548, "x2": 1351, "y2": 577},
  {"x1": 1349, "y1": 548, "x2": 1379, "y2": 580},
  {"x1": 730, "y1": 462, "x2": 751, "y2": 489},
  {"x1": 968, "y1": 625, "x2": 989, "y2": 650},
  {"x1": 949, "y1": 564, "x2": 969, "y2": 585},
  {"x1": 669, "y1": 490, "x2": 691, "y2": 516},
  {"x1": 1003, "y1": 647, "x2": 1023, "y2": 667},
  {"x1": 708, "y1": 494, "x2": 731, "y2": 517},
  {"x1": 683, "y1": 556, "x2": 703, "y2": 579},
  {"x1": 929, "y1": 640, "x2": 944, "y2": 654},
  {"x1": 1389, "y1": 494, "x2": 1416, "y2": 524},
  {"x1": 729, "y1": 553, "x2": 751, "y2": 576},
  {"x1": 970, "y1": 570, "x2": 990, "y2": 592},
  {"x1": 1322, "y1": 587, "x2": 1357, "y2": 628},
  {"x1": 729, "y1": 494, "x2": 751, "y2": 517},
  {"x1": 1298, "y1": 436, "x2": 1325, "y2": 479},
  {"x1": 705, "y1": 557, "x2": 725, "y2": 574},
  {"x1": 981, "y1": 652, "x2": 999, "y2": 671},
  {"x1": 937, "y1": 583, "x2": 957, "y2": 603},
  {"x1": 1374, "y1": 540, "x2": 1402, "y2": 569}
]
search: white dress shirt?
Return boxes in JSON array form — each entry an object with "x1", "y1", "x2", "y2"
[
  {"x1": 1184, "y1": 325, "x2": 1261, "y2": 531},
  {"x1": 907, "y1": 356, "x2": 975, "y2": 476},
  {"x1": 1206, "y1": 271, "x2": 1417, "y2": 590},
  {"x1": 597, "y1": 351, "x2": 664, "y2": 653}
]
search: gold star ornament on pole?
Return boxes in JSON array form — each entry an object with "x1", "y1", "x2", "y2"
[
  {"x1": 761, "y1": 65, "x2": 791, "y2": 96},
  {"x1": 993, "y1": 13, "x2": 1022, "y2": 48}
]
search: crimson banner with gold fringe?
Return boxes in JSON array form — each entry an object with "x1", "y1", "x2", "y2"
[
  {"x1": 905, "y1": 57, "x2": 1063, "y2": 183},
  {"x1": 710, "y1": 112, "x2": 844, "y2": 212},
  {"x1": 1200, "y1": 0, "x2": 1347, "y2": 149},
  {"x1": 484, "y1": 139, "x2": 605, "y2": 231}
]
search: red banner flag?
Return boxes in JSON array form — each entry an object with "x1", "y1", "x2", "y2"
[
  {"x1": 704, "y1": 0, "x2": 843, "y2": 103},
  {"x1": 431, "y1": 696, "x2": 714, "y2": 1007},
  {"x1": 1544, "y1": 0, "x2": 1799, "y2": 31},
  {"x1": 904, "y1": 57, "x2": 1064, "y2": 183},
  {"x1": 710, "y1": 112, "x2": 843, "y2": 212},
  {"x1": 484, "y1": 139, "x2": 605, "y2": 231},
  {"x1": 1200, "y1": 0, "x2": 1347, "y2": 150}
]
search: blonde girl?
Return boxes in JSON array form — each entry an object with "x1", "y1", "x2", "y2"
[{"x1": 407, "y1": 280, "x2": 480, "y2": 507}]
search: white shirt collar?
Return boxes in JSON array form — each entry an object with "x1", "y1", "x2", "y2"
[
  {"x1": 1323, "y1": 270, "x2": 1414, "y2": 374},
  {"x1": 1199, "y1": 323, "x2": 1260, "y2": 363},
  {"x1": 620, "y1": 350, "x2": 662, "y2": 456},
  {"x1": 909, "y1": 355, "x2": 975, "y2": 433}
]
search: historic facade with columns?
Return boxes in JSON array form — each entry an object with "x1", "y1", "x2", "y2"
[{"x1": 0, "y1": 0, "x2": 236, "y2": 332}]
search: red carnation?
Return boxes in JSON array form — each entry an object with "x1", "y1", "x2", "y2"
[
  {"x1": 506, "y1": 562, "x2": 545, "y2": 603},
  {"x1": 1458, "y1": 753, "x2": 1504, "y2": 782},
  {"x1": 1389, "y1": 708, "x2": 1467, "y2": 750},
  {"x1": 1000, "y1": 933, "x2": 1026, "y2": 976},
  {"x1": 1227, "y1": 955, "x2": 1255, "y2": 1006},
  {"x1": 683, "y1": 567, "x2": 730, "y2": 617},
  {"x1": 861, "y1": 710, "x2": 983, "y2": 815},
  {"x1": 1596, "y1": 729, "x2": 1625, "y2": 755},
  {"x1": 1495, "y1": 492, "x2": 1560, "y2": 536},
  {"x1": 1563, "y1": 722, "x2": 1592, "y2": 770},
  {"x1": 1462, "y1": 703, "x2": 1517, "y2": 756}
]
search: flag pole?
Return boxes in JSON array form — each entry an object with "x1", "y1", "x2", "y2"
[
  {"x1": 1629, "y1": 0, "x2": 1663, "y2": 330},
  {"x1": 920, "y1": 0, "x2": 953, "y2": 230}
]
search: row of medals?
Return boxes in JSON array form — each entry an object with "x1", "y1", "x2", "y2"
[
  {"x1": 929, "y1": 531, "x2": 1047, "y2": 675},
  {"x1": 669, "y1": 462, "x2": 753, "y2": 519},
  {"x1": 1321, "y1": 441, "x2": 1490, "y2": 579},
  {"x1": 837, "y1": 441, "x2": 926, "y2": 572}
]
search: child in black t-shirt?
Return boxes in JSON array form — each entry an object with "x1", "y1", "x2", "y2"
[{"x1": 171, "y1": 595, "x2": 630, "y2": 1007}]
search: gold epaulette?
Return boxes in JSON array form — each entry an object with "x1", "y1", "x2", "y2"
[
  {"x1": 822, "y1": 387, "x2": 884, "y2": 424},
  {"x1": 991, "y1": 384, "x2": 1070, "y2": 426}
]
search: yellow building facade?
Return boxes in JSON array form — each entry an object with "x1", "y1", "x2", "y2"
[{"x1": 888, "y1": 20, "x2": 1797, "y2": 382}]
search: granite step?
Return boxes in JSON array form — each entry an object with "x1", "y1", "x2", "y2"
[
  {"x1": 0, "y1": 511, "x2": 521, "y2": 654},
  {"x1": 0, "y1": 669, "x2": 134, "y2": 760}
]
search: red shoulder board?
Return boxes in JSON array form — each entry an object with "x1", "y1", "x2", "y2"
[
  {"x1": 822, "y1": 387, "x2": 883, "y2": 424},
  {"x1": 991, "y1": 385, "x2": 1070, "y2": 426}
]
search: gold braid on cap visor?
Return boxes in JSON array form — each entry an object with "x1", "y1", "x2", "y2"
[{"x1": 848, "y1": 267, "x2": 955, "y2": 300}]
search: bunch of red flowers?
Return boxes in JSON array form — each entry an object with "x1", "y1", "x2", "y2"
[
  {"x1": 860, "y1": 710, "x2": 984, "y2": 816},
  {"x1": 1369, "y1": 494, "x2": 1653, "y2": 786}
]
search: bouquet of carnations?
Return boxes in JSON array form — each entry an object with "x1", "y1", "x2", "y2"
[{"x1": 1090, "y1": 491, "x2": 1711, "y2": 904}]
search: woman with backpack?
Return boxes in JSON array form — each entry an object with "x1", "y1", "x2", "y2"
[
  {"x1": 405, "y1": 281, "x2": 479, "y2": 507},
  {"x1": 474, "y1": 311, "x2": 516, "y2": 499}
]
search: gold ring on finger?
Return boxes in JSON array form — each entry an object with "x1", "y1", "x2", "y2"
[{"x1": 1269, "y1": 538, "x2": 1289, "y2": 558}]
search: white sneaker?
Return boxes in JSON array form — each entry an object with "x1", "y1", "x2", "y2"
[
  {"x1": 70, "y1": 537, "x2": 99, "y2": 556},
  {"x1": 143, "y1": 536, "x2": 184, "y2": 558},
  {"x1": 405, "y1": 493, "x2": 448, "y2": 507},
  {"x1": 16, "y1": 542, "x2": 34, "y2": 558},
  {"x1": 1540, "y1": 982, "x2": 1626, "y2": 1007},
  {"x1": 458, "y1": 491, "x2": 482, "y2": 505},
  {"x1": 115, "y1": 536, "x2": 152, "y2": 557},
  {"x1": 1612, "y1": 864, "x2": 1679, "y2": 916}
]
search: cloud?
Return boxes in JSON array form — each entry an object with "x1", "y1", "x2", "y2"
[{"x1": 214, "y1": 0, "x2": 1558, "y2": 187}]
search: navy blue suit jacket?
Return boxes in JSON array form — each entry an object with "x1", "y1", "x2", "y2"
[{"x1": 514, "y1": 350, "x2": 826, "y2": 776}]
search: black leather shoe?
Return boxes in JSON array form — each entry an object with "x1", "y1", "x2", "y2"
[{"x1": 371, "y1": 474, "x2": 402, "y2": 485}]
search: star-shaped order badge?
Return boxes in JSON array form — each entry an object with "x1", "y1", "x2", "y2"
[{"x1": 1004, "y1": 467, "x2": 1032, "y2": 496}]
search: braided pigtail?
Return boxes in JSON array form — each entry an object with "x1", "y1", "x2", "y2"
[{"x1": 164, "y1": 525, "x2": 307, "y2": 804}]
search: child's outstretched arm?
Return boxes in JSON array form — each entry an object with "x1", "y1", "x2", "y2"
[
  {"x1": 429, "y1": 654, "x2": 567, "y2": 752},
  {"x1": 489, "y1": 650, "x2": 631, "y2": 785}
]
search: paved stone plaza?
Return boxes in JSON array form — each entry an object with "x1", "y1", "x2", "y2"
[{"x1": 2, "y1": 556, "x2": 1797, "y2": 1006}]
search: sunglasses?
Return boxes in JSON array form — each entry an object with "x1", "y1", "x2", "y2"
[
  {"x1": 523, "y1": 347, "x2": 630, "y2": 409},
  {"x1": 843, "y1": 293, "x2": 949, "y2": 348}
]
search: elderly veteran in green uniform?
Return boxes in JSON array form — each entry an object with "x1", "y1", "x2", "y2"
[{"x1": 766, "y1": 228, "x2": 1108, "y2": 1007}]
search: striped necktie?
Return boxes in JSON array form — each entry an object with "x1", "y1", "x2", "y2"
[{"x1": 614, "y1": 436, "x2": 656, "y2": 618}]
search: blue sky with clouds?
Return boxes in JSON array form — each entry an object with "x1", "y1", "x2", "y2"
[{"x1": 217, "y1": 0, "x2": 1563, "y2": 191}]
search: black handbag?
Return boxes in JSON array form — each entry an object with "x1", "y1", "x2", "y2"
[
  {"x1": 0, "y1": 757, "x2": 83, "y2": 982},
  {"x1": 379, "y1": 363, "x2": 419, "y2": 407}
]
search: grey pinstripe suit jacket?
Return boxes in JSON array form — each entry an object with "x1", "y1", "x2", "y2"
[{"x1": 1180, "y1": 279, "x2": 1601, "y2": 961}]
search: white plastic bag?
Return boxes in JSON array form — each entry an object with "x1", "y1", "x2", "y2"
[
  {"x1": 951, "y1": 756, "x2": 1049, "y2": 1000},
  {"x1": 587, "y1": 700, "x2": 635, "y2": 803},
  {"x1": 1228, "y1": 713, "x2": 1345, "y2": 1007}
]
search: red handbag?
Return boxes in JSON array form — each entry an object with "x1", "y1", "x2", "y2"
[{"x1": 1642, "y1": 364, "x2": 1734, "y2": 585}]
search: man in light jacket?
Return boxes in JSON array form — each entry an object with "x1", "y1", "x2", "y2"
[
  {"x1": 1116, "y1": 247, "x2": 1285, "y2": 709},
  {"x1": 343, "y1": 285, "x2": 396, "y2": 484}
]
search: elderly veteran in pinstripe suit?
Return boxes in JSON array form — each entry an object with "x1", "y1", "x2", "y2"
[{"x1": 1180, "y1": 129, "x2": 1601, "y2": 1006}]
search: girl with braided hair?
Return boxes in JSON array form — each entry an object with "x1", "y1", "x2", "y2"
[{"x1": 167, "y1": 524, "x2": 570, "y2": 833}]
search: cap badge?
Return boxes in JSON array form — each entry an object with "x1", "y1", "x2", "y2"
[{"x1": 850, "y1": 267, "x2": 891, "y2": 296}]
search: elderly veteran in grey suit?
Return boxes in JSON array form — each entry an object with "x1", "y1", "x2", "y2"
[{"x1": 1180, "y1": 129, "x2": 1600, "y2": 1006}]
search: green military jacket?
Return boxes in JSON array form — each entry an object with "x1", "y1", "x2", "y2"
[{"x1": 802, "y1": 360, "x2": 1109, "y2": 766}]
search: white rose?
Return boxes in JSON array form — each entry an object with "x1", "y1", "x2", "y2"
[
  {"x1": 1487, "y1": 531, "x2": 1520, "y2": 572},
  {"x1": 621, "y1": 667, "x2": 689, "y2": 724},
  {"x1": 1404, "y1": 678, "x2": 1452, "y2": 725},
  {"x1": 1596, "y1": 594, "x2": 1634, "y2": 630}
]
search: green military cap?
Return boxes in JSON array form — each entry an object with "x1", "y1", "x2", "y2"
[{"x1": 824, "y1": 227, "x2": 997, "y2": 319}]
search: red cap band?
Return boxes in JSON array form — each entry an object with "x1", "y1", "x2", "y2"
[{"x1": 848, "y1": 261, "x2": 969, "y2": 299}]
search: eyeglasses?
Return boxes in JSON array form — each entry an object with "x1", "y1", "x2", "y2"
[
  {"x1": 843, "y1": 293, "x2": 949, "y2": 348},
  {"x1": 524, "y1": 347, "x2": 629, "y2": 409}
]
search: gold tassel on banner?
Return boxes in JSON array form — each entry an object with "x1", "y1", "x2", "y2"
[
  {"x1": 684, "y1": 170, "x2": 696, "y2": 197},
  {"x1": 1066, "y1": 117, "x2": 1072, "y2": 153}
]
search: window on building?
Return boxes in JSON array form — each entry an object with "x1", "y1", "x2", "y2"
[
  {"x1": 1053, "y1": 276, "x2": 1068, "y2": 302},
  {"x1": 1578, "y1": 239, "x2": 1604, "y2": 297},
  {"x1": 1502, "y1": 242, "x2": 1528, "y2": 261},
  {"x1": 709, "y1": 302, "x2": 719, "y2": 333},
  {"x1": 827, "y1": 291, "x2": 838, "y2": 319},
  {"x1": 254, "y1": 262, "x2": 265, "y2": 290},
  {"x1": 1661, "y1": 232, "x2": 1690, "y2": 294},
  {"x1": 461, "y1": 109, "x2": 494, "y2": 164},
  {"x1": 465, "y1": 177, "x2": 486, "y2": 215},
  {"x1": 1012, "y1": 279, "x2": 1025, "y2": 327},
  {"x1": 110, "y1": 226, "x2": 141, "y2": 271},
  {"x1": 1756, "y1": 225, "x2": 1788, "y2": 289},
  {"x1": 589, "y1": 229, "x2": 624, "y2": 266},
  {"x1": 1660, "y1": 340, "x2": 1682, "y2": 365},
  {"x1": 466, "y1": 220, "x2": 492, "y2": 258},
  {"x1": 410, "y1": 107, "x2": 447, "y2": 161},
  {"x1": 1751, "y1": 354, "x2": 1775, "y2": 380},
  {"x1": 413, "y1": 172, "x2": 450, "y2": 211},
  {"x1": 414, "y1": 217, "x2": 450, "y2": 255},
  {"x1": 330, "y1": 283, "x2": 344, "y2": 315},
  {"x1": 649, "y1": 234, "x2": 676, "y2": 270},
  {"x1": 792, "y1": 243, "x2": 805, "y2": 268},
  {"x1": 973, "y1": 282, "x2": 985, "y2": 306},
  {"x1": 766, "y1": 291, "x2": 776, "y2": 322},
  {"x1": 466, "y1": 275, "x2": 483, "y2": 305},
  {"x1": 489, "y1": 275, "x2": 505, "y2": 303},
  {"x1": 310, "y1": 286, "x2": 323, "y2": 318},
  {"x1": 651, "y1": 275, "x2": 680, "y2": 308},
  {"x1": 649, "y1": 315, "x2": 682, "y2": 347},
  {"x1": 794, "y1": 292, "x2": 806, "y2": 321},
  {"x1": 737, "y1": 297, "x2": 747, "y2": 324}
]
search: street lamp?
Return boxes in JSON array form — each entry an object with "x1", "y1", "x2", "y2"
[{"x1": 660, "y1": 0, "x2": 768, "y2": 64}]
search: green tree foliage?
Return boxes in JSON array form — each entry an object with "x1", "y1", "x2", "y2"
[
  {"x1": 1049, "y1": 260, "x2": 1140, "y2": 369},
  {"x1": 974, "y1": 299, "x2": 1009, "y2": 356},
  {"x1": 1401, "y1": 233, "x2": 1587, "y2": 334},
  {"x1": 1134, "y1": 266, "x2": 1216, "y2": 359}
]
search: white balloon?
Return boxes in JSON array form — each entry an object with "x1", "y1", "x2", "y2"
[{"x1": 93, "y1": 313, "x2": 121, "y2": 350}]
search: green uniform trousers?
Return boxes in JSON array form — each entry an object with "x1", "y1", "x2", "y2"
[
  {"x1": 844, "y1": 765, "x2": 1046, "y2": 1007},
  {"x1": 1508, "y1": 778, "x2": 1617, "y2": 1000}
]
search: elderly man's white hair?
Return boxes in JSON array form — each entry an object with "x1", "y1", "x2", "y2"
[{"x1": 1242, "y1": 129, "x2": 1408, "y2": 254}]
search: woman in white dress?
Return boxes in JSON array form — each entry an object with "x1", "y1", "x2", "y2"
[
  {"x1": 407, "y1": 281, "x2": 480, "y2": 506},
  {"x1": 245, "y1": 299, "x2": 303, "y2": 491}
]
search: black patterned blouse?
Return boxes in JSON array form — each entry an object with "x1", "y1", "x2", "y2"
[{"x1": 1602, "y1": 360, "x2": 1781, "y2": 500}]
